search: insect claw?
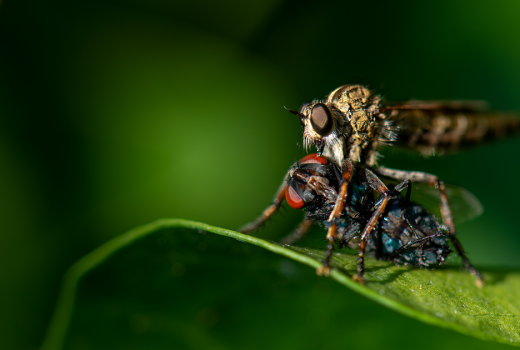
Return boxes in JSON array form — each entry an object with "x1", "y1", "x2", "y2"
[{"x1": 352, "y1": 274, "x2": 366, "y2": 285}]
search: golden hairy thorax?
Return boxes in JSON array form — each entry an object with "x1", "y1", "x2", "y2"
[{"x1": 325, "y1": 85, "x2": 386, "y2": 165}]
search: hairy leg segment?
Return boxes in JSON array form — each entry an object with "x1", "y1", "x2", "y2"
[{"x1": 316, "y1": 159, "x2": 354, "y2": 276}]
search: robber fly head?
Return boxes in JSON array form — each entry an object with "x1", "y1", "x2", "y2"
[
  {"x1": 286, "y1": 100, "x2": 351, "y2": 167},
  {"x1": 287, "y1": 85, "x2": 389, "y2": 167}
]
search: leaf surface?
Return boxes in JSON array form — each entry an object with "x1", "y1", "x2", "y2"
[{"x1": 42, "y1": 219, "x2": 520, "y2": 349}]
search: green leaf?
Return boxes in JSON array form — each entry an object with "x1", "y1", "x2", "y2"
[{"x1": 42, "y1": 219, "x2": 520, "y2": 349}]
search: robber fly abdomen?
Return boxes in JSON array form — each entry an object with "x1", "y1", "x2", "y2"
[{"x1": 390, "y1": 106, "x2": 520, "y2": 156}]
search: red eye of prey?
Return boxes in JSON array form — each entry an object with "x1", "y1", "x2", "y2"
[
  {"x1": 285, "y1": 185, "x2": 305, "y2": 209},
  {"x1": 300, "y1": 153, "x2": 327, "y2": 165}
]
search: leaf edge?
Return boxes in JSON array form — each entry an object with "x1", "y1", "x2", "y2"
[{"x1": 39, "y1": 218, "x2": 515, "y2": 349}]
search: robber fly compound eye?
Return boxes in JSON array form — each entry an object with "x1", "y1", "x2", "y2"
[{"x1": 310, "y1": 103, "x2": 333, "y2": 137}]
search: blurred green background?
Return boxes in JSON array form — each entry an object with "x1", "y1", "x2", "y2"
[{"x1": 2, "y1": 0, "x2": 520, "y2": 349}]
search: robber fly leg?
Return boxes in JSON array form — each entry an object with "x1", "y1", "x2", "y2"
[
  {"x1": 376, "y1": 166, "x2": 484, "y2": 287},
  {"x1": 437, "y1": 181, "x2": 484, "y2": 285},
  {"x1": 376, "y1": 167, "x2": 453, "y2": 225},
  {"x1": 353, "y1": 169, "x2": 391, "y2": 284},
  {"x1": 391, "y1": 179, "x2": 422, "y2": 240},
  {"x1": 316, "y1": 159, "x2": 354, "y2": 277},
  {"x1": 281, "y1": 216, "x2": 313, "y2": 245},
  {"x1": 450, "y1": 235, "x2": 484, "y2": 286},
  {"x1": 239, "y1": 173, "x2": 289, "y2": 234},
  {"x1": 394, "y1": 232, "x2": 451, "y2": 255},
  {"x1": 392, "y1": 230, "x2": 452, "y2": 267}
]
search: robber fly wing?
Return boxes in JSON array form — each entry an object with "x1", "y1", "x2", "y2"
[
  {"x1": 410, "y1": 182, "x2": 483, "y2": 224},
  {"x1": 382, "y1": 100, "x2": 520, "y2": 157},
  {"x1": 382, "y1": 100, "x2": 489, "y2": 113}
]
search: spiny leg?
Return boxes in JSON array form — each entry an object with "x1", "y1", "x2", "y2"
[
  {"x1": 392, "y1": 230, "x2": 451, "y2": 267},
  {"x1": 437, "y1": 180, "x2": 483, "y2": 285},
  {"x1": 394, "y1": 232, "x2": 451, "y2": 255},
  {"x1": 395, "y1": 180, "x2": 422, "y2": 240},
  {"x1": 353, "y1": 169, "x2": 391, "y2": 284},
  {"x1": 376, "y1": 166, "x2": 484, "y2": 287},
  {"x1": 239, "y1": 174, "x2": 288, "y2": 234},
  {"x1": 316, "y1": 159, "x2": 354, "y2": 276},
  {"x1": 450, "y1": 234, "x2": 484, "y2": 286},
  {"x1": 281, "y1": 217, "x2": 313, "y2": 245}
]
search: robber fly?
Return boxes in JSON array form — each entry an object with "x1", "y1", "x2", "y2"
[{"x1": 241, "y1": 84, "x2": 520, "y2": 286}]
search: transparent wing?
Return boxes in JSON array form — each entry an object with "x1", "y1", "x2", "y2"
[
  {"x1": 409, "y1": 182, "x2": 483, "y2": 224},
  {"x1": 382, "y1": 100, "x2": 489, "y2": 112}
]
